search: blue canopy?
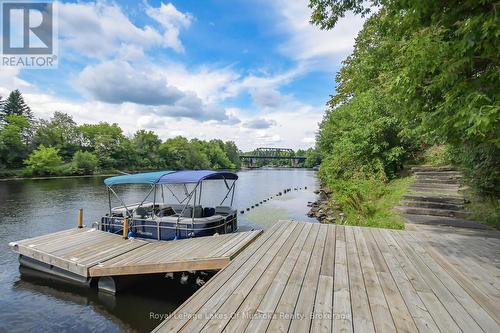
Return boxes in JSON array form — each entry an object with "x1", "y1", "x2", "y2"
[
  {"x1": 104, "y1": 171, "x2": 175, "y2": 186},
  {"x1": 158, "y1": 170, "x2": 238, "y2": 184},
  {"x1": 104, "y1": 170, "x2": 238, "y2": 186}
]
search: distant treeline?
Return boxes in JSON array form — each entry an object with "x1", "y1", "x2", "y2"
[
  {"x1": 0, "y1": 90, "x2": 318, "y2": 177},
  {"x1": 0, "y1": 90, "x2": 242, "y2": 177}
]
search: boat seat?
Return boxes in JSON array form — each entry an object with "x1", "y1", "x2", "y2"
[
  {"x1": 179, "y1": 205, "x2": 203, "y2": 218},
  {"x1": 203, "y1": 207, "x2": 216, "y2": 217},
  {"x1": 215, "y1": 206, "x2": 234, "y2": 215},
  {"x1": 134, "y1": 207, "x2": 148, "y2": 218}
]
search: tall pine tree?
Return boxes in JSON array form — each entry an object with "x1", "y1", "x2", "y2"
[{"x1": 1, "y1": 90, "x2": 33, "y2": 122}]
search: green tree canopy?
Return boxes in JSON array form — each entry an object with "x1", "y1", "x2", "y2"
[
  {"x1": 0, "y1": 115, "x2": 31, "y2": 168},
  {"x1": 311, "y1": 0, "x2": 499, "y2": 196},
  {"x1": 159, "y1": 137, "x2": 210, "y2": 170},
  {"x1": 24, "y1": 145, "x2": 64, "y2": 176},
  {"x1": 33, "y1": 112, "x2": 78, "y2": 161},
  {"x1": 132, "y1": 130, "x2": 162, "y2": 169},
  {"x1": 76, "y1": 122, "x2": 132, "y2": 169},
  {"x1": 72, "y1": 151, "x2": 98, "y2": 175},
  {"x1": 1, "y1": 89, "x2": 33, "y2": 122}
]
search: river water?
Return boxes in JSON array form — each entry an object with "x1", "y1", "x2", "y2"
[{"x1": 0, "y1": 168, "x2": 318, "y2": 332}]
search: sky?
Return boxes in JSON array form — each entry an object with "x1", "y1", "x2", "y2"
[{"x1": 0, "y1": 0, "x2": 366, "y2": 151}]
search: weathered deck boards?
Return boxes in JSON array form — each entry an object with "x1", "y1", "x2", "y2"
[
  {"x1": 10, "y1": 228, "x2": 262, "y2": 278},
  {"x1": 154, "y1": 220, "x2": 500, "y2": 333}
]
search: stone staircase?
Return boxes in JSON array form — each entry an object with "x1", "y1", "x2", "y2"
[{"x1": 395, "y1": 166, "x2": 489, "y2": 229}]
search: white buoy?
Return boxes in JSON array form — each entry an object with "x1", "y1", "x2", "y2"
[{"x1": 180, "y1": 272, "x2": 189, "y2": 285}]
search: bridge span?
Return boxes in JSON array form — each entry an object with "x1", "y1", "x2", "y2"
[{"x1": 239, "y1": 147, "x2": 305, "y2": 167}]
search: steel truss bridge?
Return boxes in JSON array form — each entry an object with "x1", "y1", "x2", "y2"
[{"x1": 239, "y1": 147, "x2": 306, "y2": 167}]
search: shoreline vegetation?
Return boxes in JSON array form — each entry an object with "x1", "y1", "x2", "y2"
[
  {"x1": 307, "y1": 0, "x2": 499, "y2": 229},
  {"x1": 0, "y1": 90, "x2": 319, "y2": 180}
]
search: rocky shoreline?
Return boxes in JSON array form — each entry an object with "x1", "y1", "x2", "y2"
[{"x1": 307, "y1": 187, "x2": 339, "y2": 224}]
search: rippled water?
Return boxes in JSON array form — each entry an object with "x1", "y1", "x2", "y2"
[{"x1": 0, "y1": 168, "x2": 318, "y2": 332}]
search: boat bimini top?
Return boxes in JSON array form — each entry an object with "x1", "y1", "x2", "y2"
[{"x1": 103, "y1": 170, "x2": 238, "y2": 219}]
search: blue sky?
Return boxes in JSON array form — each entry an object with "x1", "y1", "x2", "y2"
[{"x1": 0, "y1": 0, "x2": 365, "y2": 150}]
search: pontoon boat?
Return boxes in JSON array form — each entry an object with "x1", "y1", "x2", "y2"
[{"x1": 99, "y1": 170, "x2": 238, "y2": 240}]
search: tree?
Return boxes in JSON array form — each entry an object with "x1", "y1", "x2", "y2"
[
  {"x1": 0, "y1": 115, "x2": 31, "y2": 168},
  {"x1": 202, "y1": 140, "x2": 235, "y2": 169},
  {"x1": 159, "y1": 136, "x2": 210, "y2": 170},
  {"x1": 310, "y1": 0, "x2": 499, "y2": 196},
  {"x1": 1, "y1": 90, "x2": 33, "y2": 122},
  {"x1": 132, "y1": 130, "x2": 162, "y2": 169},
  {"x1": 32, "y1": 112, "x2": 78, "y2": 161},
  {"x1": 304, "y1": 148, "x2": 321, "y2": 168},
  {"x1": 72, "y1": 151, "x2": 98, "y2": 175},
  {"x1": 76, "y1": 122, "x2": 131, "y2": 170},
  {"x1": 210, "y1": 140, "x2": 241, "y2": 169},
  {"x1": 24, "y1": 145, "x2": 63, "y2": 176}
]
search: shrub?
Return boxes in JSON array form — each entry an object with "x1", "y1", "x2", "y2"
[
  {"x1": 422, "y1": 145, "x2": 452, "y2": 166},
  {"x1": 24, "y1": 145, "x2": 63, "y2": 176},
  {"x1": 453, "y1": 142, "x2": 500, "y2": 197},
  {"x1": 72, "y1": 151, "x2": 98, "y2": 175}
]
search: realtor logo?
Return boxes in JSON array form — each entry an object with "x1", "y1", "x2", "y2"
[{"x1": 1, "y1": 1, "x2": 58, "y2": 68}]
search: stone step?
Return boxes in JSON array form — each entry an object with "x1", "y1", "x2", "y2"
[
  {"x1": 414, "y1": 171, "x2": 462, "y2": 178},
  {"x1": 410, "y1": 188, "x2": 461, "y2": 196},
  {"x1": 411, "y1": 166, "x2": 457, "y2": 172},
  {"x1": 401, "y1": 214, "x2": 489, "y2": 229},
  {"x1": 400, "y1": 200, "x2": 464, "y2": 211},
  {"x1": 415, "y1": 177, "x2": 463, "y2": 183},
  {"x1": 410, "y1": 183, "x2": 460, "y2": 191},
  {"x1": 402, "y1": 194, "x2": 465, "y2": 205},
  {"x1": 395, "y1": 206, "x2": 470, "y2": 219},
  {"x1": 415, "y1": 178, "x2": 461, "y2": 185}
]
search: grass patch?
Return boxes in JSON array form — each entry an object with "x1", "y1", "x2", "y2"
[
  {"x1": 463, "y1": 190, "x2": 500, "y2": 229},
  {"x1": 340, "y1": 176, "x2": 414, "y2": 229}
]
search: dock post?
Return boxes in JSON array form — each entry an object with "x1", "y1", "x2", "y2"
[
  {"x1": 123, "y1": 217, "x2": 129, "y2": 239},
  {"x1": 77, "y1": 208, "x2": 83, "y2": 228}
]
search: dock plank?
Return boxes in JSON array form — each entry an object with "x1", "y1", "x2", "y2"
[
  {"x1": 243, "y1": 223, "x2": 314, "y2": 333},
  {"x1": 153, "y1": 222, "x2": 292, "y2": 333},
  {"x1": 332, "y1": 225, "x2": 353, "y2": 332},
  {"x1": 199, "y1": 223, "x2": 307, "y2": 333},
  {"x1": 154, "y1": 221, "x2": 500, "y2": 333},
  {"x1": 389, "y1": 230, "x2": 484, "y2": 332},
  {"x1": 345, "y1": 227, "x2": 374, "y2": 333},
  {"x1": 354, "y1": 227, "x2": 396, "y2": 333},
  {"x1": 11, "y1": 227, "x2": 262, "y2": 278}
]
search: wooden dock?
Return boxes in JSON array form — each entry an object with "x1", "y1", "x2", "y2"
[
  {"x1": 10, "y1": 228, "x2": 262, "y2": 279},
  {"x1": 154, "y1": 220, "x2": 500, "y2": 332}
]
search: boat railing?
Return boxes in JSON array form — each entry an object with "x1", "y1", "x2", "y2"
[{"x1": 97, "y1": 214, "x2": 237, "y2": 239}]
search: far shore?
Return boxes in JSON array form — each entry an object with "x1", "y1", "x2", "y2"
[{"x1": 0, "y1": 173, "x2": 117, "y2": 182}]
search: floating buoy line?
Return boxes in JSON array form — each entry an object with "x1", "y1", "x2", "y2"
[{"x1": 239, "y1": 185, "x2": 309, "y2": 214}]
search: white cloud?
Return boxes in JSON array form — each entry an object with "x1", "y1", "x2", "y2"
[
  {"x1": 302, "y1": 137, "x2": 315, "y2": 144},
  {"x1": 145, "y1": 2, "x2": 193, "y2": 53},
  {"x1": 0, "y1": 67, "x2": 31, "y2": 96},
  {"x1": 159, "y1": 64, "x2": 241, "y2": 103},
  {"x1": 58, "y1": 1, "x2": 191, "y2": 59},
  {"x1": 77, "y1": 61, "x2": 183, "y2": 105},
  {"x1": 243, "y1": 118, "x2": 277, "y2": 129},
  {"x1": 254, "y1": 132, "x2": 283, "y2": 145},
  {"x1": 270, "y1": 0, "x2": 366, "y2": 68}
]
